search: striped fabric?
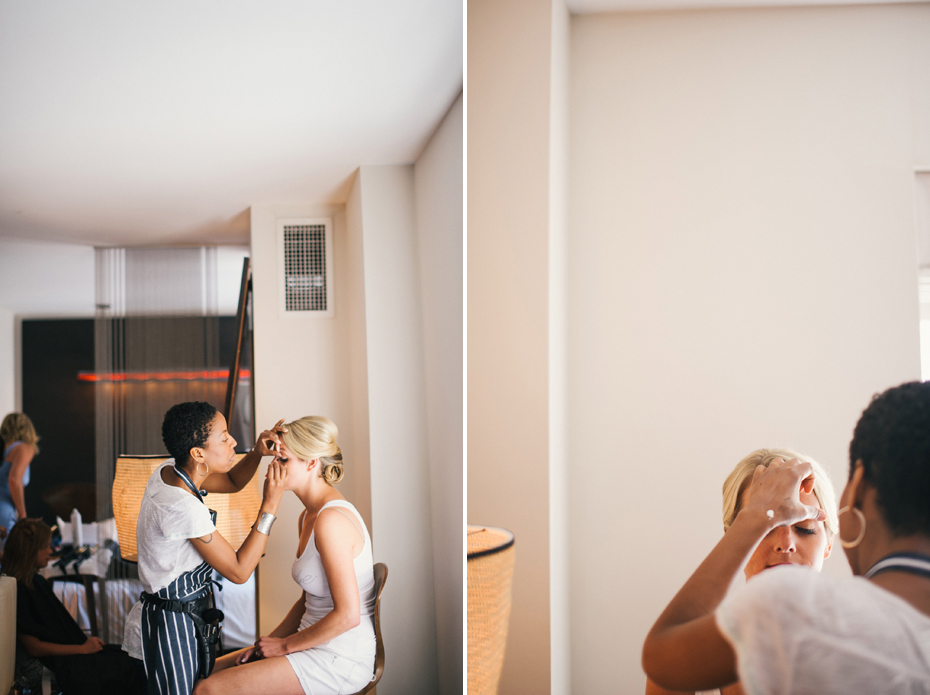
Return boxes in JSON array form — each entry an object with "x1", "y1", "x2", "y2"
[{"x1": 141, "y1": 561, "x2": 213, "y2": 695}]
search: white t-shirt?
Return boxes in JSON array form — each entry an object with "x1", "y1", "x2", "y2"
[
  {"x1": 716, "y1": 565, "x2": 930, "y2": 695},
  {"x1": 123, "y1": 459, "x2": 216, "y2": 659},
  {"x1": 122, "y1": 460, "x2": 215, "y2": 659},
  {"x1": 136, "y1": 460, "x2": 216, "y2": 594}
]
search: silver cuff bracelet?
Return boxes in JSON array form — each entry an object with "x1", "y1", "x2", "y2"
[{"x1": 254, "y1": 512, "x2": 276, "y2": 535}]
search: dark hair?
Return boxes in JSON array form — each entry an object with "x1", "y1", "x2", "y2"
[
  {"x1": 849, "y1": 381, "x2": 930, "y2": 536},
  {"x1": 1, "y1": 519, "x2": 52, "y2": 588},
  {"x1": 162, "y1": 401, "x2": 219, "y2": 468}
]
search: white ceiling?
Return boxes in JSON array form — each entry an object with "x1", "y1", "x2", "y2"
[
  {"x1": 567, "y1": 0, "x2": 928, "y2": 18},
  {"x1": 0, "y1": 2, "x2": 462, "y2": 247}
]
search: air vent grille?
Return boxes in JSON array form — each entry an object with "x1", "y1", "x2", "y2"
[{"x1": 283, "y1": 223, "x2": 327, "y2": 312}]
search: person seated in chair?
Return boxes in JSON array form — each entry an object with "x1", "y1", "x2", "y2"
[
  {"x1": 194, "y1": 416, "x2": 377, "y2": 695},
  {"x1": 645, "y1": 448, "x2": 838, "y2": 695},
  {"x1": 1, "y1": 518, "x2": 146, "y2": 695}
]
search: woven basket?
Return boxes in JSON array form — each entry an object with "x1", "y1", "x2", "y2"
[{"x1": 467, "y1": 525, "x2": 515, "y2": 695}]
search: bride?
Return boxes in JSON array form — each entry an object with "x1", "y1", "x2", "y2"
[{"x1": 195, "y1": 416, "x2": 377, "y2": 695}]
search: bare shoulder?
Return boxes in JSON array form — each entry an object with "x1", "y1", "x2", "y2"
[
  {"x1": 8, "y1": 443, "x2": 35, "y2": 463},
  {"x1": 314, "y1": 506, "x2": 361, "y2": 551}
]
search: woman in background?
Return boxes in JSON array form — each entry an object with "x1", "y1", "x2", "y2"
[
  {"x1": 2, "y1": 518, "x2": 145, "y2": 694},
  {"x1": 645, "y1": 448, "x2": 838, "y2": 695},
  {"x1": 195, "y1": 416, "x2": 377, "y2": 695},
  {"x1": 0, "y1": 412, "x2": 39, "y2": 552}
]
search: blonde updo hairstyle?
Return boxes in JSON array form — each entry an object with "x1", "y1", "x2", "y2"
[
  {"x1": 1, "y1": 412, "x2": 40, "y2": 454},
  {"x1": 722, "y1": 447, "x2": 838, "y2": 537},
  {"x1": 281, "y1": 416, "x2": 344, "y2": 485}
]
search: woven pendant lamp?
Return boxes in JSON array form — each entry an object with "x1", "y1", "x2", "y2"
[
  {"x1": 112, "y1": 453, "x2": 261, "y2": 562},
  {"x1": 467, "y1": 525, "x2": 515, "y2": 695}
]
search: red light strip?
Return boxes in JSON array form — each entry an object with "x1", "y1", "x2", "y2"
[{"x1": 78, "y1": 369, "x2": 251, "y2": 382}]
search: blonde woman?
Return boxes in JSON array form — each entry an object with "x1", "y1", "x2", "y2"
[
  {"x1": 0, "y1": 412, "x2": 40, "y2": 550},
  {"x1": 646, "y1": 448, "x2": 838, "y2": 695},
  {"x1": 645, "y1": 383, "x2": 930, "y2": 692},
  {"x1": 196, "y1": 416, "x2": 377, "y2": 695}
]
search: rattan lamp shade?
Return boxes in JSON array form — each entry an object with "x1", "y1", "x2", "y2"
[
  {"x1": 467, "y1": 525, "x2": 515, "y2": 695},
  {"x1": 112, "y1": 454, "x2": 261, "y2": 562}
]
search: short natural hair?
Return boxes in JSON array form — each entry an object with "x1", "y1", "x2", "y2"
[
  {"x1": 161, "y1": 402, "x2": 218, "y2": 467},
  {"x1": 1, "y1": 518, "x2": 52, "y2": 588},
  {"x1": 722, "y1": 448, "x2": 838, "y2": 536},
  {"x1": 0, "y1": 412, "x2": 40, "y2": 454},
  {"x1": 281, "y1": 416, "x2": 344, "y2": 485},
  {"x1": 849, "y1": 381, "x2": 930, "y2": 536}
]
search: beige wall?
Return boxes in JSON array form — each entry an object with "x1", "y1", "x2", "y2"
[
  {"x1": 568, "y1": 5, "x2": 930, "y2": 693},
  {"x1": 467, "y1": 1, "x2": 563, "y2": 693},
  {"x1": 547, "y1": 2, "x2": 570, "y2": 693},
  {"x1": 351, "y1": 165, "x2": 440, "y2": 694},
  {"x1": 413, "y1": 94, "x2": 464, "y2": 695},
  {"x1": 250, "y1": 202, "x2": 373, "y2": 632}
]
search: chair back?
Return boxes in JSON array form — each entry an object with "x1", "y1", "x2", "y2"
[
  {"x1": 349, "y1": 562, "x2": 388, "y2": 695},
  {"x1": 0, "y1": 576, "x2": 15, "y2": 695}
]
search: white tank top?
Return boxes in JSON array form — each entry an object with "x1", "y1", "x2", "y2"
[{"x1": 291, "y1": 500, "x2": 376, "y2": 660}]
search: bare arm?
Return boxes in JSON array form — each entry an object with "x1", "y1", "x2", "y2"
[
  {"x1": 642, "y1": 460, "x2": 826, "y2": 691},
  {"x1": 19, "y1": 633, "x2": 103, "y2": 657},
  {"x1": 268, "y1": 593, "x2": 307, "y2": 638},
  {"x1": 192, "y1": 461, "x2": 288, "y2": 583},
  {"x1": 254, "y1": 509, "x2": 363, "y2": 658},
  {"x1": 202, "y1": 420, "x2": 286, "y2": 494},
  {"x1": 7, "y1": 444, "x2": 34, "y2": 519}
]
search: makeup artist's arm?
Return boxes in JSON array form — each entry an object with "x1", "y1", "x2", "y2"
[
  {"x1": 642, "y1": 459, "x2": 825, "y2": 692},
  {"x1": 203, "y1": 420, "x2": 287, "y2": 493}
]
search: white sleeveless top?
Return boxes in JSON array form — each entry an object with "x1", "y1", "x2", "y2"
[{"x1": 291, "y1": 500, "x2": 376, "y2": 661}]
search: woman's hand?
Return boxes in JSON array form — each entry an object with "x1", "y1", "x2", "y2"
[
  {"x1": 81, "y1": 636, "x2": 105, "y2": 654},
  {"x1": 254, "y1": 635, "x2": 289, "y2": 659},
  {"x1": 739, "y1": 458, "x2": 826, "y2": 529},
  {"x1": 262, "y1": 460, "x2": 288, "y2": 511},
  {"x1": 252, "y1": 420, "x2": 288, "y2": 458},
  {"x1": 235, "y1": 645, "x2": 259, "y2": 665}
]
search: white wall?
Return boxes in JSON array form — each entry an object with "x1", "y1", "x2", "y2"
[
  {"x1": 0, "y1": 238, "x2": 247, "y2": 417},
  {"x1": 0, "y1": 236, "x2": 96, "y2": 414},
  {"x1": 568, "y1": 5, "x2": 930, "y2": 693},
  {"x1": 350, "y1": 165, "x2": 440, "y2": 694},
  {"x1": 467, "y1": 1, "x2": 566, "y2": 693},
  {"x1": 250, "y1": 203, "x2": 373, "y2": 631},
  {"x1": 253, "y1": 137, "x2": 461, "y2": 695},
  {"x1": 0, "y1": 307, "x2": 13, "y2": 418},
  {"x1": 413, "y1": 93, "x2": 464, "y2": 695}
]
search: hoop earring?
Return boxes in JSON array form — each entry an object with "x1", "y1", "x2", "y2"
[
  {"x1": 838, "y1": 506, "x2": 866, "y2": 549},
  {"x1": 196, "y1": 460, "x2": 209, "y2": 478}
]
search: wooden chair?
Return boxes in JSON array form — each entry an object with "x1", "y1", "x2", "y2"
[{"x1": 348, "y1": 562, "x2": 388, "y2": 695}]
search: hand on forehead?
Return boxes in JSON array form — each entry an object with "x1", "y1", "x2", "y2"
[{"x1": 744, "y1": 457, "x2": 822, "y2": 513}]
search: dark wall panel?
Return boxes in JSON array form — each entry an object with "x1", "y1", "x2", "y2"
[{"x1": 21, "y1": 319, "x2": 96, "y2": 526}]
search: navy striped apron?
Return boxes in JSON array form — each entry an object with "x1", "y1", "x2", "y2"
[{"x1": 141, "y1": 561, "x2": 214, "y2": 695}]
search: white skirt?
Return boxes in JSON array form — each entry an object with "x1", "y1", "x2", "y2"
[{"x1": 284, "y1": 648, "x2": 373, "y2": 695}]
